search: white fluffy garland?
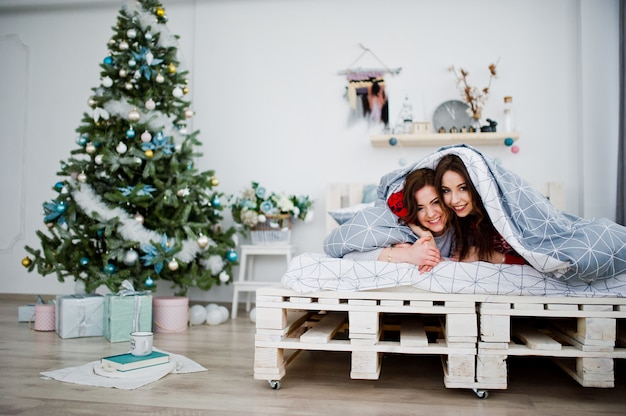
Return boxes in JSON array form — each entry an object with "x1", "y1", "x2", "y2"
[
  {"x1": 102, "y1": 98, "x2": 186, "y2": 146},
  {"x1": 71, "y1": 181, "x2": 216, "y2": 265}
]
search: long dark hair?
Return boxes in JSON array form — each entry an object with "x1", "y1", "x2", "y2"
[{"x1": 434, "y1": 154, "x2": 498, "y2": 260}]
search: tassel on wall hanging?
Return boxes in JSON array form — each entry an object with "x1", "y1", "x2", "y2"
[{"x1": 339, "y1": 44, "x2": 401, "y2": 126}]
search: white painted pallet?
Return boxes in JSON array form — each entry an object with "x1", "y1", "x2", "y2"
[
  {"x1": 478, "y1": 298, "x2": 626, "y2": 388},
  {"x1": 253, "y1": 286, "x2": 481, "y2": 390}
]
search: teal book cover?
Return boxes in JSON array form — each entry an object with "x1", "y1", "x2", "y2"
[{"x1": 101, "y1": 351, "x2": 169, "y2": 371}]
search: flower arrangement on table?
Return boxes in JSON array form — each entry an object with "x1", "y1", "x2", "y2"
[
  {"x1": 449, "y1": 60, "x2": 498, "y2": 122},
  {"x1": 230, "y1": 181, "x2": 314, "y2": 235}
]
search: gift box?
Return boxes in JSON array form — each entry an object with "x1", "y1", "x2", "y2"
[
  {"x1": 104, "y1": 293, "x2": 152, "y2": 342},
  {"x1": 55, "y1": 294, "x2": 104, "y2": 339},
  {"x1": 18, "y1": 304, "x2": 36, "y2": 322}
]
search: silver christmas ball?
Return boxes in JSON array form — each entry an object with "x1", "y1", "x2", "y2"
[{"x1": 123, "y1": 250, "x2": 139, "y2": 266}]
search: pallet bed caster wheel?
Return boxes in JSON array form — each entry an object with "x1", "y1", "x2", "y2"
[
  {"x1": 269, "y1": 380, "x2": 281, "y2": 390},
  {"x1": 472, "y1": 388, "x2": 489, "y2": 399}
]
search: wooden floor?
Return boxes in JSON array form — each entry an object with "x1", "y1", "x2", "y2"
[{"x1": 1, "y1": 294, "x2": 626, "y2": 416}]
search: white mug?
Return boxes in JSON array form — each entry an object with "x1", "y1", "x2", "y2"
[{"x1": 129, "y1": 331, "x2": 154, "y2": 356}]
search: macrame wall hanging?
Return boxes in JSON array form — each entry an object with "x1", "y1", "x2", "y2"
[{"x1": 339, "y1": 44, "x2": 401, "y2": 126}]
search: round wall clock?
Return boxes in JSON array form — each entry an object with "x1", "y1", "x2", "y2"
[{"x1": 432, "y1": 100, "x2": 473, "y2": 133}]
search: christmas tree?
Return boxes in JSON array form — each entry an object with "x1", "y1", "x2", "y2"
[{"x1": 22, "y1": 0, "x2": 238, "y2": 296}]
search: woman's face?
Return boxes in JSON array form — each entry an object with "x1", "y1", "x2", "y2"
[
  {"x1": 440, "y1": 170, "x2": 474, "y2": 217},
  {"x1": 414, "y1": 185, "x2": 447, "y2": 236}
]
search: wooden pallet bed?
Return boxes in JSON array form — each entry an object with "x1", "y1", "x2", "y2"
[{"x1": 253, "y1": 180, "x2": 626, "y2": 398}]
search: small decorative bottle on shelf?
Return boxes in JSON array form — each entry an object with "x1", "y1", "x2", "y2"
[{"x1": 503, "y1": 96, "x2": 515, "y2": 132}]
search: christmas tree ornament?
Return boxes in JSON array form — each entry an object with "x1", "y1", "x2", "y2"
[
  {"x1": 119, "y1": 68, "x2": 127, "y2": 77},
  {"x1": 144, "y1": 149, "x2": 154, "y2": 158},
  {"x1": 145, "y1": 276, "x2": 155, "y2": 287},
  {"x1": 226, "y1": 249, "x2": 238, "y2": 262},
  {"x1": 85, "y1": 143, "x2": 96, "y2": 154},
  {"x1": 156, "y1": 7, "x2": 165, "y2": 17},
  {"x1": 184, "y1": 108, "x2": 194, "y2": 119},
  {"x1": 168, "y1": 63, "x2": 176, "y2": 74},
  {"x1": 155, "y1": 73, "x2": 164, "y2": 83},
  {"x1": 21, "y1": 257, "x2": 32, "y2": 267},
  {"x1": 103, "y1": 263, "x2": 116, "y2": 274},
  {"x1": 125, "y1": 82, "x2": 133, "y2": 91},
  {"x1": 134, "y1": 157, "x2": 142, "y2": 165},
  {"x1": 172, "y1": 87, "x2": 183, "y2": 98},
  {"x1": 217, "y1": 305, "x2": 229, "y2": 322},
  {"x1": 108, "y1": 38, "x2": 115, "y2": 46},
  {"x1": 205, "y1": 308, "x2": 223, "y2": 326},
  {"x1": 126, "y1": 128, "x2": 136, "y2": 138},
  {"x1": 123, "y1": 249, "x2": 138, "y2": 266},
  {"x1": 128, "y1": 59, "x2": 136, "y2": 67},
  {"x1": 88, "y1": 97, "x2": 97, "y2": 108},
  {"x1": 126, "y1": 28, "x2": 137, "y2": 39},
  {"x1": 79, "y1": 257, "x2": 90, "y2": 266},
  {"x1": 168, "y1": 259, "x2": 179, "y2": 271},
  {"x1": 141, "y1": 130, "x2": 152, "y2": 142},
  {"x1": 116, "y1": 142, "x2": 128, "y2": 154},
  {"x1": 134, "y1": 213, "x2": 144, "y2": 224},
  {"x1": 77, "y1": 172, "x2": 87, "y2": 183},
  {"x1": 189, "y1": 304, "x2": 207, "y2": 325},
  {"x1": 101, "y1": 76, "x2": 113, "y2": 87},
  {"x1": 145, "y1": 51, "x2": 154, "y2": 65},
  {"x1": 103, "y1": 56, "x2": 113, "y2": 65},
  {"x1": 183, "y1": 86, "x2": 189, "y2": 94},
  {"x1": 210, "y1": 177, "x2": 220, "y2": 187},
  {"x1": 219, "y1": 271, "x2": 230, "y2": 283},
  {"x1": 76, "y1": 136, "x2": 88, "y2": 146},
  {"x1": 54, "y1": 181, "x2": 64, "y2": 192},
  {"x1": 212, "y1": 196, "x2": 221, "y2": 207},
  {"x1": 145, "y1": 99, "x2": 156, "y2": 110},
  {"x1": 249, "y1": 307, "x2": 257, "y2": 323},
  {"x1": 196, "y1": 235, "x2": 209, "y2": 248},
  {"x1": 145, "y1": 32, "x2": 153, "y2": 41},
  {"x1": 119, "y1": 41, "x2": 129, "y2": 51},
  {"x1": 128, "y1": 109, "x2": 140, "y2": 121},
  {"x1": 95, "y1": 154, "x2": 104, "y2": 165}
]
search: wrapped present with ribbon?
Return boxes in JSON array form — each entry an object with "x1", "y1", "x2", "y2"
[
  {"x1": 104, "y1": 280, "x2": 152, "y2": 343},
  {"x1": 55, "y1": 294, "x2": 104, "y2": 339}
]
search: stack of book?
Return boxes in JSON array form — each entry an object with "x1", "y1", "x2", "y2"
[{"x1": 101, "y1": 351, "x2": 170, "y2": 372}]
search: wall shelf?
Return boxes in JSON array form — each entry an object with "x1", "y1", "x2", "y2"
[{"x1": 370, "y1": 132, "x2": 519, "y2": 148}]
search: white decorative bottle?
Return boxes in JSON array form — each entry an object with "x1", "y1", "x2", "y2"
[{"x1": 503, "y1": 96, "x2": 515, "y2": 132}]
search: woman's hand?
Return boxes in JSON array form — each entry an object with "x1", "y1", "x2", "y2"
[{"x1": 385, "y1": 238, "x2": 441, "y2": 273}]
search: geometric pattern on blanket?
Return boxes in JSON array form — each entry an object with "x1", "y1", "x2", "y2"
[
  {"x1": 324, "y1": 144, "x2": 626, "y2": 283},
  {"x1": 282, "y1": 252, "x2": 626, "y2": 297}
]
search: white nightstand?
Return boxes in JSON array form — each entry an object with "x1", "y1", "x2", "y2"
[{"x1": 231, "y1": 244, "x2": 295, "y2": 318}]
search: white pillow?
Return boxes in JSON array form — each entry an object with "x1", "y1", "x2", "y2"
[{"x1": 328, "y1": 202, "x2": 375, "y2": 225}]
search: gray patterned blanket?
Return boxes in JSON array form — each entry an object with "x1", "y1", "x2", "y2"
[{"x1": 324, "y1": 144, "x2": 626, "y2": 283}]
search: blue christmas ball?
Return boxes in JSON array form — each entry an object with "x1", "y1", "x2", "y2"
[
  {"x1": 212, "y1": 196, "x2": 222, "y2": 207},
  {"x1": 97, "y1": 229, "x2": 104, "y2": 237},
  {"x1": 389, "y1": 137, "x2": 398, "y2": 146},
  {"x1": 76, "y1": 136, "x2": 88, "y2": 146},
  {"x1": 145, "y1": 277, "x2": 155, "y2": 287},
  {"x1": 504, "y1": 137, "x2": 514, "y2": 147},
  {"x1": 103, "y1": 56, "x2": 113, "y2": 65},
  {"x1": 226, "y1": 249, "x2": 238, "y2": 262},
  {"x1": 56, "y1": 201, "x2": 67, "y2": 213},
  {"x1": 54, "y1": 182, "x2": 64, "y2": 192},
  {"x1": 126, "y1": 128, "x2": 136, "y2": 139},
  {"x1": 104, "y1": 263, "x2": 116, "y2": 274},
  {"x1": 79, "y1": 257, "x2": 90, "y2": 266}
]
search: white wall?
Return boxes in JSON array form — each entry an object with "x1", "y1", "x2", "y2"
[{"x1": 0, "y1": 0, "x2": 619, "y2": 302}]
